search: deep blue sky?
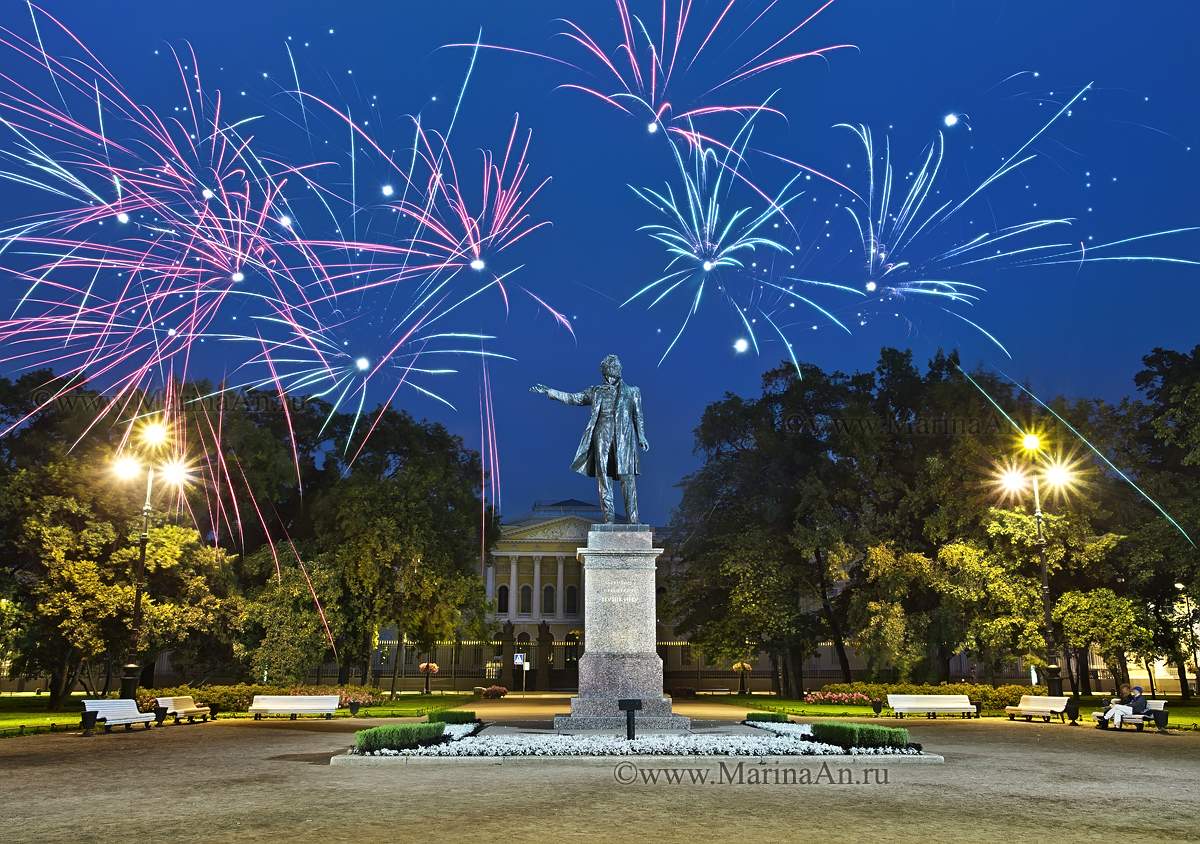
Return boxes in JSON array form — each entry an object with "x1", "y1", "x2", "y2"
[{"x1": 1, "y1": 2, "x2": 1197, "y2": 524}]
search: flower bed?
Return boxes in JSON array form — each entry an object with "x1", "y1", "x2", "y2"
[
  {"x1": 351, "y1": 724, "x2": 921, "y2": 757},
  {"x1": 802, "y1": 691, "x2": 873, "y2": 706}
]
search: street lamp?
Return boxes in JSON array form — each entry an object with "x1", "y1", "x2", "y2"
[
  {"x1": 996, "y1": 433, "x2": 1077, "y2": 697},
  {"x1": 113, "y1": 420, "x2": 191, "y2": 701}
]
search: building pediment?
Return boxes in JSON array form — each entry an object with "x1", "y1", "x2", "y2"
[{"x1": 501, "y1": 515, "x2": 593, "y2": 543}]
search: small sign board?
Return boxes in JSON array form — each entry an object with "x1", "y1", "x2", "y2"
[{"x1": 514, "y1": 653, "x2": 526, "y2": 666}]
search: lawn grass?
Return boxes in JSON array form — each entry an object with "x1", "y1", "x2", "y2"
[
  {"x1": 0, "y1": 691, "x2": 473, "y2": 736},
  {"x1": 711, "y1": 693, "x2": 1200, "y2": 728}
]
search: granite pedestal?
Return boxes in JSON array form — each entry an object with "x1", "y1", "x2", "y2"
[{"x1": 553, "y1": 524, "x2": 691, "y2": 731}]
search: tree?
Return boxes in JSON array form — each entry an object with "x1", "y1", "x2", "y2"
[
  {"x1": 1136, "y1": 345, "x2": 1200, "y2": 467},
  {"x1": 239, "y1": 556, "x2": 341, "y2": 685},
  {"x1": 313, "y1": 408, "x2": 492, "y2": 683},
  {"x1": 1054, "y1": 589, "x2": 1154, "y2": 687}
]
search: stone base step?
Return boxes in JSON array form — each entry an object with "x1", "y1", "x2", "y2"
[{"x1": 552, "y1": 715, "x2": 693, "y2": 731}]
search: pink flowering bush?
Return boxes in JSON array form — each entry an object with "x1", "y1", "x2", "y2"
[{"x1": 803, "y1": 691, "x2": 873, "y2": 706}]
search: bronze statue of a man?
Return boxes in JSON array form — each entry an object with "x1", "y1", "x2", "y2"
[{"x1": 531, "y1": 354, "x2": 649, "y2": 524}]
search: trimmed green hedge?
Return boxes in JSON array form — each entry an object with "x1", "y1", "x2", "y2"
[
  {"x1": 428, "y1": 710, "x2": 476, "y2": 724},
  {"x1": 818, "y1": 682, "x2": 1044, "y2": 710},
  {"x1": 354, "y1": 723, "x2": 446, "y2": 753},
  {"x1": 810, "y1": 722, "x2": 909, "y2": 750},
  {"x1": 134, "y1": 684, "x2": 383, "y2": 713},
  {"x1": 745, "y1": 711, "x2": 789, "y2": 722}
]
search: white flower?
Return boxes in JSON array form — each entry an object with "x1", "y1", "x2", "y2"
[{"x1": 352, "y1": 721, "x2": 920, "y2": 757}]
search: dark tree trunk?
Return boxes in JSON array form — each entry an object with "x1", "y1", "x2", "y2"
[
  {"x1": 337, "y1": 661, "x2": 351, "y2": 685},
  {"x1": 1063, "y1": 647, "x2": 1077, "y2": 694},
  {"x1": 934, "y1": 643, "x2": 952, "y2": 684},
  {"x1": 769, "y1": 653, "x2": 782, "y2": 696},
  {"x1": 100, "y1": 659, "x2": 113, "y2": 695},
  {"x1": 813, "y1": 549, "x2": 852, "y2": 682},
  {"x1": 783, "y1": 647, "x2": 806, "y2": 699},
  {"x1": 1115, "y1": 653, "x2": 1130, "y2": 688},
  {"x1": 46, "y1": 655, "x2": 81, "y2": 711},
  {"x1": 1075, "y1": 648, "x2": 1092, "y2": 695},
  {"x1": 359, "y1": 631, "x2": 374, "y2": 687},
  {"x1": 1171, "y1": 649, "x2": 1192, "y2": 699}
]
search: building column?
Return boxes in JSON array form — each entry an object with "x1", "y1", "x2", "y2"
[
  {"x1": 532, "y1": 556, "x2": 542, "y2": 621},
  {"x1": 485, "y1": 561, "x2": 495, "y2": 602},
  {"x1": 580, "y1": 562, "x2": 585, "y2": 627},
  {"x1": 509, "y1": 557, "x2": 518, "y2": 617},
  {"x1": 556, "y1": 556, "x2": 565, "y2": 619}
]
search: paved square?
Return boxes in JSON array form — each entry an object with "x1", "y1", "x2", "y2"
[{"x1": 1, "y1": 702, "x2": 1196, "y2": 843}]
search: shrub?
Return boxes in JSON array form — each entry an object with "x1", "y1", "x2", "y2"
[
  {"x1": 134, "y1": 683, "x2": 384, "y2": 713},
  {"x1": 817, "y1": 682, "x2": 1044, "y2": 710},
  {"x1": 802, "y1": 691, "x2": 873, "y2": 706},
  {"x1": 745, "y1": 711, "x2": 788, "y2": 722},
  {"x1": 810, "y1": 722, "x2": 909, "y2": 750},
  {"x1": 354, "y1": 723, "x2": 446, "y2": 754},
  {"x1": 481, "y1": 685, "x2": 508, "y2": 699},
  {"x1": 428, "y1": 710, "x2": 477, "y2": 724}
]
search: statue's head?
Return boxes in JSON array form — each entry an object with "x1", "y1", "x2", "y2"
[{"x1": 600, "y1": 354, "x2": 622, "y2": 384}]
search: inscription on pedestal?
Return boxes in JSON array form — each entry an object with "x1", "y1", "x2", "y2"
[{"x1": 597, "y1": 582, "x2": 639, "y2": 603}]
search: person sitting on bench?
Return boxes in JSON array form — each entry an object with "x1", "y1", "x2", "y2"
[{"x1": 1097, "y1": 684, "x2": 1148, "y2": 728}]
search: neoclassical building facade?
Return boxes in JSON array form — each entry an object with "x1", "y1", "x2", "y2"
[{"x1": 482, "y1": 499, "x2": 601, "y2": 642}]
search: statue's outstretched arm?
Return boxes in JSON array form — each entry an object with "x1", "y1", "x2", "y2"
[{"x1": 530, "y1": 384, "x2": 591, "y2": 406}]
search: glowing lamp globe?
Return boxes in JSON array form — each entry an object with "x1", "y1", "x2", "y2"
[
  {"x1": 159, "y1": 460, "x2": 191, "y2": 488},
  {"x1": 112, "y1": 455, "x2": 141, "y2": 481},
  {"x1": 1044, "y1": 462, "x2": 1074, "y2": 490},
  {"x1": 733, "y1": 338, "x2": 749, "y2": 354},
  {"x1": 470, "y1": 258, "x2": 485, "y2": 271},
  {"x1": 140, "y1": 421, "x2": 168, "y2": 448},
  {"x1": 999, "y1": 468, "x2": 1027, "y2": 494},
  {"x1": 355, "y1": 357, "x2": 370, "y2": 371},
  {"x1": 1021, "y1": 433, "x2": 1042, "y2": 453}
]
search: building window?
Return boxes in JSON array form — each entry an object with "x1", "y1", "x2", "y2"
[
  {"x1": 565, "y1": 585, "x2": 578, "y2": 614},
  {"x1": 519, "y1": 585, "x2": 532, "y2": 615},
  {"x1": 543, "y1": 585, "x2": 556, "y2": 615},
  {"x1": 497, "y1": 585, "x2": 509, "y2": 614},
  {"x1": 517, "y1": 632, "x2": 531, "y2": 644}
]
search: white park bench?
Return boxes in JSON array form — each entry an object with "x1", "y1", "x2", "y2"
[
  {"x1": 82, "y1": 699, "x2": 155, "y2": 731},
  {"x1": 887, "y1": 693, "x2": 976, "y2": 718},
  {"x1": 1091, "y1": 698, "x2": 1168, "y2": 731},
  {"x1": 156, "y1": 695, "x2": 211, "y2": 724},
  {"x1": 1005, "y1": 695, "x2": 1070, "y2": 723},
  {"x1": 248, "y1": 694, "x2": 340, "y2": 720}
]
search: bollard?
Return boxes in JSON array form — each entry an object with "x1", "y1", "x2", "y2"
[{"x1": 617, "y1": 698, "x2": 643, "y2": 741}]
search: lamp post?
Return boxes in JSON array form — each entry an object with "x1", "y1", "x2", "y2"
[
  {"x1": 997, "y1": 433, "x2": 1075, "y2": 698},
  {"x1": 113, "y1": 420, "x2": 189, "y2": 701}
]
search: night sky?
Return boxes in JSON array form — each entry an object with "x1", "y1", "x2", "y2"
[{"x1": 0, "y1": 1, "x2": 1196, "y2": 524}]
